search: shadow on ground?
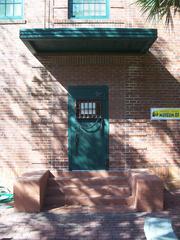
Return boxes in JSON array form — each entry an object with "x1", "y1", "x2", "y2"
[{"x1": 0, "y1": 208, "x2": 180, "y2": 240}]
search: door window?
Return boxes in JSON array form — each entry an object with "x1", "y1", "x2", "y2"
[{"x1": 76, "y1": 100, "x2": 101, "y2": 119}]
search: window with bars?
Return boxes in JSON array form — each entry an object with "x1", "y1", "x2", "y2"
[
  {"x1": 0, "y1": 0, "x2": 23, "y2": 19},
  {"x1": 76, "y1": 100, "x2": 102, "y2": 119},
  {"x1": 69, "y1": 0, "x2": 109, "y2": 19}
]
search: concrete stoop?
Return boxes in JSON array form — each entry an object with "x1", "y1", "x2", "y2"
[
  {"x1": 14, "y1": 170, "x2": 164, "y2": 213},
  {"x1": 43, "y1": 170, "x2": 132, "y2": 210}
]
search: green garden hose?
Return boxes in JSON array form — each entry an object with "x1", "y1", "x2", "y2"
[
  {"x1": 0, "y1": 193, "x2": 14, "y2": 203},
  {"x1": 0, "y1": 186, "x2": 14, "y2": 209}
]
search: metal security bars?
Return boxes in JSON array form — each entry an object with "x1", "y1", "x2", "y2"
[{"x1": 76, "y1": 100, "x2": 102, "y2": 119}]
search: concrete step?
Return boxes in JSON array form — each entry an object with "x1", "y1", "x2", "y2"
[
  {"x1": 44, "y1": 194, "x2": 131, "y2": 208},
  {"x1": 44, "y1": 170, "x2": 133, "y2": 210},
  {"x1": 50, "y1": 170, "x2": 130, "y2": 179},
  {"x1": 44, "y1": 195, "x2": 65, "y2": 208},
  {"x1": 47, "y1": 176, "x2": 129, "y2": 188},
  {"x1": 43, "y1": 205, "x2": 136, "y2": 213},
  {"x1": 45, "y1": 185, "x2": 131, "y2": 198}
]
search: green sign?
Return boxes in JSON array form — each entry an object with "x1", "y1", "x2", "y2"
[{"x1": 151, "y1": 108, "x2": 180, "y2": 120}]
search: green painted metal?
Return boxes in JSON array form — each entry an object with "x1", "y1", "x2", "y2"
[
  {"x1": 0, "y1": 0, "x2": 24, "y2": 20},
  {"x1": 68, "y1": 0, "x2": 109, "y2": 19},
  {"x1": 20, "y1": 28, "x2": 157, "y2": 54},
  {"x1": 68, "y1": 86, "x2": 109, "y2": 170}
]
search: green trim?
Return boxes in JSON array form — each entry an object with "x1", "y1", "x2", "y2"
[
  {"x1": 0, "y1": 0, "x2": 24, "y2": 20},
  {"x1": 68, "y1": 0, "x2": 109, "y2": 20},
  {"x1": 20, "y1": 28, "x2": 157, "y2": 54},
  {"x1": 20, "y1": 28, "x2": 157, "y2": 39}
]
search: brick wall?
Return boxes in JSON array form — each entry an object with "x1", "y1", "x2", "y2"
[{"x1": 0, "y1": 0, "x2": 179, "y2": 188}]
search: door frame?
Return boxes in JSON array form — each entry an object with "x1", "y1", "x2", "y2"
[{"x1": 68, "y1": 85, "x2": 109, "y2": 171}]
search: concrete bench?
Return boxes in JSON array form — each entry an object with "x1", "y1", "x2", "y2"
[
  {"x1": 144, "y1": 217, "x2": 178, "y2": 240},
  {"x1": 14, "y1": 170, "x2": 49, "y2": 212},
  {"x1": 131, "y1": 171, "x2": 164, "y2": 212}
]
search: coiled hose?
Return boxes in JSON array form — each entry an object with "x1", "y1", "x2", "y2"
[{"x1": 0, "y1": 186, "x2": 14, "y2": 209}]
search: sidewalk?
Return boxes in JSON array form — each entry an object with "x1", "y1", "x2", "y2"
[{"x1": 0, "y1": 207, "x2": 179, "y2": 240}]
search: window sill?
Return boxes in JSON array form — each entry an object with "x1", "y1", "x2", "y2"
[
  {"x1": 54, "y1": 19, "x2": 124, "y2": 25},
  {"x1": 0, "y1": 19, "x2": 27, "y2": 24}
]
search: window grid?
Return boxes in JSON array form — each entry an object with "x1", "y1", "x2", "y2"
[
  {"x1": 76, "y1": 100, "x2": 102, "y2": 119},
  {"x1": 69, "y1": 0, "x2": 109, "y2": 19},
  {"x1": 0, "y1": 0, "x2": 23, "y2": 19}
]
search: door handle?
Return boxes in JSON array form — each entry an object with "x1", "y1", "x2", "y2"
[
  {"x1": 75, "y1": 133, "x2": 79, "y2": 155},
  {"x1": 100, "y1": 118, "x2": 104, "y2": 134}
]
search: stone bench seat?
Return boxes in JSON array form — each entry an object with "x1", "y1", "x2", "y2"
[{"x1": 14, "y1": 170, "x2": 49, "y2": 212}]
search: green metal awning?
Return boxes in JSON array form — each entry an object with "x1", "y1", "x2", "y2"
[{"x1": 20, "y1": 28, "x2": 157, "y2": 54}]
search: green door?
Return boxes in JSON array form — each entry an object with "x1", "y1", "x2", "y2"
[{"x1": 68, "y1": 86, "x2": 109, "y2": 170}]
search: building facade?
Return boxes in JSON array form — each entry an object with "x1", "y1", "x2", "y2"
[{"x1": 0, "y1": 0, "x2": 180, "y2": 189}]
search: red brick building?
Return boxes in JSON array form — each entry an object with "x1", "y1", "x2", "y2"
[{"x1": 0, "y1": 0, "x2": 179, "y2": 192}]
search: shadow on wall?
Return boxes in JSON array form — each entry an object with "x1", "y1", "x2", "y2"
[
  {"x1": 0, "y1": 24, "x2": 179, "y2": 186},
  {"x1": 32, "y1": 51, "x2": 180, "y2": 176},
  {"x1": 0, "y1": 27, "x2": 180, "y2": 240},
  {"x1": 0, "y1": 25, "x2": 35, "y2": 189},
  {"x1": 124, "y1": 52, "x2": 180, "y2": 172}
]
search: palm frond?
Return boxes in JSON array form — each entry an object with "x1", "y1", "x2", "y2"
[{"x1": 135, "y1": 0, "x2": 180, "y2": 26}]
